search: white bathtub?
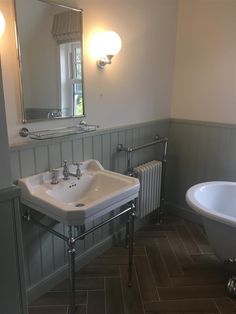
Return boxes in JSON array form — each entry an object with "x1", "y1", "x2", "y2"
[{"x1": 186, "y1": 181, "x2": 236, "y2": 262}]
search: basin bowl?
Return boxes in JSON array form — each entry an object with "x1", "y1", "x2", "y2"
[{"x1": 18, "y1": 160, "x2": 140, "y2": 225}]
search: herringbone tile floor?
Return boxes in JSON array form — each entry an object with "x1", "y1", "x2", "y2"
[{"x1": 29, "y1": 216, "x2": 236, "y2": 314}]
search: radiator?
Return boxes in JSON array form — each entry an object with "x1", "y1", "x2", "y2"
[{"x1": 134, "y1": 160, "x2": 162, "y2": 218}]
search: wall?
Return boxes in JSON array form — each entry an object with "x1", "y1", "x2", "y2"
[
  {"x1": 0, "y1": 187, "x2": 27, "y2": 314},
  {"x1": 171, "y1": 0, "x2": 236, "y2": 123},
  {"x1": 1, "y1": 0, "x2": 178, "y2": 144},
  {"x1": 0, "y1": 52, "x2": 27, "y2": 312},
  {"x1": 166, "y1": 119, "x2": 236, "y2": 221},
  {"x1": 0, "y1": 59, "x2": 12, "y2": 189},
  {"x1": 167, "y1": 0, "x2": 236, "y2": 219}
]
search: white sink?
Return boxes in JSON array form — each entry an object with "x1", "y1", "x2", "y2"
[{"x1": 18, "y1": 160, "x2": 140, "y2": 225}]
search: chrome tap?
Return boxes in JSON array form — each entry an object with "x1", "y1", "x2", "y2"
[
  {"x1": 63, "y1": 160, "x2": 83, "y2": 180},
  {"x1": 63, "y1": 160, "x2": 70, "y2": 180},
  {"x1": 73, "y1": 162, "x2": 82, "y2": 179},
  {"x1": 51, "y1": 169, "x2": 59, "y2": 184}
]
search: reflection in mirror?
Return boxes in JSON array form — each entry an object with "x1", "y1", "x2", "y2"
[{"x1": 14, "y1": 0, "x2": 84, "y2": 122}]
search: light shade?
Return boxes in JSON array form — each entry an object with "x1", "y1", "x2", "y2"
[
  {"x1": 90, "y1": 31, "x2": 122, "y2": 68},
  {"x1": 99, "y1": 31, "x2": 122, "y2": 56},
  {"x1": 0, "y1": 11, "x2": 5, "y2": 37}
]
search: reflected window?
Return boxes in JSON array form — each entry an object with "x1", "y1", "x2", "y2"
[
  {"x1": 71, "y1": 43, "x2": 83, "y2": 116},
  {"x1": 59, "y1": 42, "x2": 83, "y2": 117}
]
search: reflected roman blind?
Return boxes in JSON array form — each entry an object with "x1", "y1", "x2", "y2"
[{"x1": 51, "y1": 10, "x2": 81, "y2": 44}]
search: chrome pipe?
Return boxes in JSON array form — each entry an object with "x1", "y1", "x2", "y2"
[
  {"x1": 125, "y1": 220, "x2": 130, "y2": 248},
  {"x1": 22, "y1": 210, "x2": 68, "y2": 242},
  {"x1": 127, "y1": 150, "x2": 133, "y2": 176},
  {"x1": 117, "y1": 137, "x2": 168, "y2": 153},
  {"x1": 67, "y1": 226, "x2": 76, "y2": 314},
  {"x1": 158, "y1": 139, "x2": 168, "y2": 223},
  {"x1": 128, "y1": 202, "x2": 136, "y2": 287},
  {"x1": 74, "y1": 205, "x2": 132, "y2": 241}
]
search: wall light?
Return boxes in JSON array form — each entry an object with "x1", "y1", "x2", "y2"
[
  {"x1": 90, "y1": 31, "x2": 122, "y2": 69},
  {"x1": 0, "y1": 11, "x2": 5, "y2": 37}
]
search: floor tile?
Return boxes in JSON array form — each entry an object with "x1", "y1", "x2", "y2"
[
  {"x1": 134, "y1": 255, "x2": 159, "y2": 302},
  {"x1": 175, "y1": 224, "x2": 201, "y2": 255},
  {"x1": 158, "y1": 285, "x2": 226, "y2": 300},
  {"x1": 51, "y1": 277, "x2": 104, "y2": 291},
  {"x1": 214, "y1": 298, "x2": 236, "y2": 314},
  {"x1": 144, "y1": 299, "x2": 219, "y2": 313},
  {"x1": 119, "y1": 265, "x2": 144, "y2": 314},
  {"x1": 165, "y1": 230, "x2": 193, "y2": 268},
  {"x1": 87, "y1": 290, "x2": 105, "y2": 314},
  {"x1": 30, "y1": 291, "x2": 87, "y2": 306},
  {"x1": 104, "y1": 246, "x2": 146, "y2": 256},
  {"x1": 155, "y1": 237, "x2": 184, "y2": 277},
  {"x1": 184, "y1": 221, "x2": 213, "y2": 254},
  {"x1": 77, "y1": 264, "x2": 119, "y2": 277},
  {"x1": 28, "y1": 306, "x2": 68, "y2": 314},
  {"x1": 145, "y1": 242, "x2": 172, "y2": 288},
  {"x1": 29, "y1": 215, "x2": 234, "y2": 314},
  {"x1": 105, "y1": 277, "x2": 125, "y2": 314}
]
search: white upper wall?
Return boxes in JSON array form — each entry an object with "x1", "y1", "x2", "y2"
[
  {"x1": 1, "y1": 0, "x2": 178, "y2": 144},
  {"x1": 171, "y1": 0, "x2": 236, "y2": 123}
]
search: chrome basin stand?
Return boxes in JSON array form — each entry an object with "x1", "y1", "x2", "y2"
[
  {"x1": 23, "y1": 201, "x2": 136, "y2": 314},
  {"x1": 67, "y1": 227, "x2": 76, "y2": 313}
]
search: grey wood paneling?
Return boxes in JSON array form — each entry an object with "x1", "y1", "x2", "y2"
[
  {"x1": 102, "y1": 133, "x2": 111, "y2": 170},
  {"x1": 118, "y1": 131, "x2": 127, "y2": 174},
  {"x1": 35, "y1": 145, "x2": 49, "y2": 173},
  {"x1": 61, "y1": 140, "x2": 73, "y2": 163},
  {"x1": 49, "y1": 143, "x2": 61, "y2": 170},
  {"x1": 132, "y1": 127, "x2": 141, "y2": 168},
  {"x1": 110, "y1": 132, "x2": 119, "y2": 172},
  {"x1": 10, "y1": 151, "x2": 21, "y2": 183},
  {"x1": 93, "y1": 135, "x2": 102, "y2": 164},
  {"x1": 9, "y1": 120, "x2": 169, "y2": 299},
  {"x1": 19, "y1": 148, "x2": 35, "y2": 177},
  {"x1": 0, "y1": 187, "x2": 27, "y2": 314},
  {"x1": 227, "y1": 128, "x2": 236, "y2": 180},
  {"x1": 52, "y1": 223, "x2": 65, "y2": 270},
  {"x1": 73, "y1": 138, "x2": 83, "y2": 163},
  {"x1": 83, "y1": 136, "x2": 93, "y2": 160},
  {"x1": 166, "y1": 119, "x2": 236, "y2": 220}
]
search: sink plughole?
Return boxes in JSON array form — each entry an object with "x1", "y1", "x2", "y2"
[{"x1": 18, "y1": 160, "x2": 140, "y2": 225}]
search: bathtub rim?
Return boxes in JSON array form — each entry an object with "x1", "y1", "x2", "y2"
[{"x1": 186, "y1": 181, "x2": 236, "y2": 228}]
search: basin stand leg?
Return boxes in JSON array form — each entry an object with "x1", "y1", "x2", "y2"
[
  {"x1": 125, "y1": 219, "x2": 130, "y2": 248},
  {"x1": 128, "y1": 202, "x2": 136, "y2": 287},
  {"x1": 67, "y1": 226, "x2": 76, "y2": 314}
]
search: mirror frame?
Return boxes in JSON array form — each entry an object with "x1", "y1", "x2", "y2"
[{"x1": 14, "y1": 0, "x2": 85, "y2": 123}]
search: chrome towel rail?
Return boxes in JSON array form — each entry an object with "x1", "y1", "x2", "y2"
[
  {"x1": 117, "y1": 136, "x2": 168, "y2": 154},
  {"x1": 117, "y1": 135, "x2": 168, "y2": 223},
  {"x1": 117, "y1": 135, "x2": 168, "y2": 176}
]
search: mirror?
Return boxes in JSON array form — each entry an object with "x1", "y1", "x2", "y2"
[{"x1": 14, "y1": 0, "x2": 84, "y2": 123}]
